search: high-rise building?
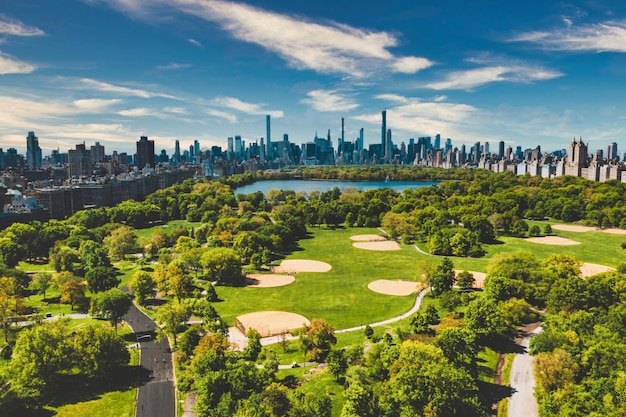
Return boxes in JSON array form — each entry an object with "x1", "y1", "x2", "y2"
[
  {"x1": 434, "y1": 133, "x2": 441, "y2": 150},
  {"x1": 266, "y1": 115, "x2": 271, "y2": 160},
  {"x1": 68, "y1": 142, "x2": 92, "y2": 178},
  {"x1": 607, "y1": 142, "x2": 618, "y2": 161},
  {"x1": 26, "y1": 131, "x2": 42, "y2": 169},
  {"x1": 381, "y1": 110, "x2": 387, "y2": 159},
  {"x1": 499, "y1": 141, "x2": 505, "y2": 159},
  {"x1": 90, "y1": 142, "x2": 105, "y2": 164},
  {"x1": 357, "y1": 128, "x2": 364, "y2": 152},
  {"x1": 174, "y1": 140, "x2": 181, "y2": 163},
  {"x1": 135, "y1": 136, "x2": 155, "y2": 169}
]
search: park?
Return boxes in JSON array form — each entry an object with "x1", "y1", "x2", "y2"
[{"x1": 2, "y1": 169, "x2": 626, "y2": 416}]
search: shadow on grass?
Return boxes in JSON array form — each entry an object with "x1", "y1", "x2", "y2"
[
  {"x1": 144, "y1": 298, "x2": 168, "y2": 307},
  {"x1": 44, "y1": 364, "x2": 138, "y2": 408},
  {"x1": 477, "y1": 380, "x2": 514, "y2": 408}
]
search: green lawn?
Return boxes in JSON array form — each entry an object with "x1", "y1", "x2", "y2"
[
  {"x1": 213, "y1": 227, "x2": 422, "y2": 330},
  {"x1": 483, "y1": 222, "x2": 626, "y2": 267},
  {"x1": 133, "y1": 220, "x2": 202, "y2": 245},
  {"x1": 51, "y1": 345, "x2": 138, "y2": 417}
]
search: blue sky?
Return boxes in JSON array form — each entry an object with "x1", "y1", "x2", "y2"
[{"x1": 3, "y1": 0, "x2": 626, "y2": 157}]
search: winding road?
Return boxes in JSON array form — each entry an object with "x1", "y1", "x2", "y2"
[
  {"x1": 508, "y1": 326, "x2": 543, "y2": 417},
  {"x1": 124, "y1": 303, "x2": 176, "y2": 417}
]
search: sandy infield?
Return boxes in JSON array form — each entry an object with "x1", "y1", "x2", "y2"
[
  {"x1": 602, "y1": 228, "x2": 626, "y2": 235},
  {"x1": 551, "y1": 224, "x2": 598, "y2": 232},
  {"x1": 527, "y1": 236, "x2": 581, "y2": 245},
  {"x1": 454, "y1": 270, "x2": 487, "y2": 288},
  {"x1": 236, "y1": 311, "x2": 310, "y2": 337},
  {"x1": 246, "y1": 274, "x2": 295, "y2": 287},
  {"x1": 353, "y1": 241, "x2": 401, "y2": 251},
  {"x1": 368, "y1": 279, "x2": 422, "y2": 296},
  {"x1": 350, "y1": 234, "x2": 387, "y2": 241},
  {"x1": 272, "y1": 259, "x2": 331, "y2": 273},
  {"x1": 581, "y1": 262, "x2": 615, "y2": 277}
]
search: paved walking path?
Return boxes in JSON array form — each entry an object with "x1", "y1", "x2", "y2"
[
  {"x1": 236, "y1": 289, "x2": 427, "y2": 346},
  {"x1": 508, "y1": 326, "x2": 543, "y2": 417}
]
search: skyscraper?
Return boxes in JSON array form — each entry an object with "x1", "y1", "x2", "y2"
[
  {"x1": 26, "y1": 131, "x2": 42, "y2": 169},
  {"x1": 266, "y1": 115, "x2": 271, "y2": 160},
  {"x1": 499, "y1": 141, "x2": 505, "y2": 159},
  {"x1": 136, "y1": 136, "x2": 155, "y2": 169},
  {"x1": 381, "y1": 110, "x2": 387, "y2": 159},
  {"x1": 174, "y1": 140, "x2": 181, "y2": 163},
  {"x1": 90, "y1": 142, "x2": 105, "y2": 164}
]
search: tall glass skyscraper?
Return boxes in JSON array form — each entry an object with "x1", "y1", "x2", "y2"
[{"x1": 26, "y1": 131, "x2": 42, "y2": 169}]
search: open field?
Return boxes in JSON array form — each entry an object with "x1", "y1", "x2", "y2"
[
  {"x1": 483, "y1": 222, "x2": 626, "y2": 267},
  {"x1": 214, "y1": 227, "x2": 420, "y2": 330},
  {"x1": 133, "y1": 220, "x2": 202, "y2": 244}
]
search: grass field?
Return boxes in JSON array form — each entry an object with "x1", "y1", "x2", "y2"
[
  {"x1": 213, "y1": 227, "x2": 420, "y2": 330},
  {"x1": 133, "y1": 220, "x2": 202, "y2": 245}
]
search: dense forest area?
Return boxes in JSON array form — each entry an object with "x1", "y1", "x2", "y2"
[{"x1": 1, "y1": 167, "x2": 626, "y2": 416}]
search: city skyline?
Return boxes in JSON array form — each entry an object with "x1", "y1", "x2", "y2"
[{"x1": 3, "y1": 1, "x2": 626, "y2": 155}]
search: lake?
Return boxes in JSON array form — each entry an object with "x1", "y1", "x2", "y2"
[{"x1": 233, "y1": 179, "x2": 439, "y2": 195}]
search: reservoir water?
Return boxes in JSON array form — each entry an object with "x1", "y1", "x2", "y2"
[{"x1": 233, "y1": 179, "x2": 439, "y2": 195}]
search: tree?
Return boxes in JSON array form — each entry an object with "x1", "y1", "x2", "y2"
[
  {"x1": 301, "y1": 319, "x2": 336, "y2": 362},
  {"x1": 427, "y1": 232, "x2": 451, "y2": 255},
  {"x1": 380, "y1": 341, "x2": 487, "y2": 417},
  {"x1": 49, "y1": 244, "x2": 79, "y2": 272},
  {"x1": 156, "y1": 302, "x2": 191, "y2": 348},
  {"x1": 533, "y1": 349, "x2": 578, "y2": 393},
  {"x1": 0, "y1": 278, "x2": 20, "y2": 343},
  {"x1": 31, "y1": 272, "x2": 53, "y2": 300},
  {"x1": 73, "y1": 326, "x2": 129, "y2": 379},
  {"x1": 464, "y1": 294, "x2": 511, "y2": 347},
  {"x1": 456, "y1": 270, "x2": 475, "y2": 290},
  {"x1": 434, "y1": 327, "x2": 478, "y2": 374},
  {"x1": 201, "y1": 247, "x2": 244, "y2": 286},
  {"x1": 326, "y1": 348, "x2": 348, "y2": 380},
  {"x1": 90, "y1": 288, "x2": 132, "y2": 331},
  {"x1": 85, "y1": 266, "x2": 120, "y2": 293},
  {"x1": 129, "y1": 270, "x2": 156, "y2": 305},
  {"x1": 242, "y1": 328, "x2": 262, "y2": 361},
  {"x1": 9, "y1": 321, "x2": 72, "y2": 399},
  {"x1": 60, "y1": 279, "x2": 86, "y2": 311},
  {"x1": 168, "y1": 263, "x2": 194, "y2": 303},
  {"x1": 80, "y1": 239, "x2": 111, "y2": 270},
  {"x1": 430, "y1": 257, "x2": 455, "y2": 296},
  {"x1": 103, "y1": 226, "x2": 137, "y2": 261},
  {"x1": 0, "y1": 237, "x2": 22, "y2": 268}
]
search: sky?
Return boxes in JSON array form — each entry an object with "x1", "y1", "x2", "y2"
[{"x1": 3, "y1": 0, "x2": 626, "y2": 157}]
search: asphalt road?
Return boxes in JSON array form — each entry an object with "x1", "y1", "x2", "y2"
[
  {"x1": 124, "y1": 303, "x2": 175, "y2": 417},
  {"x1": 508, "y1": 326, "x2": 543, "y2": 417}
]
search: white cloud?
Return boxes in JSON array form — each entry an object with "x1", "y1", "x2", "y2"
[
  {"x1": 118, "y1": 107, "x2": 152, "y2": 117},
  {"x1": 0, "y1": 51, "x2": 36, "y2": 74},
  {"x1": 186, "y1": 38, "x2": 202, "y2": 47},
  {"x1": 301, "y1": 89, "x2": 359, "y2": 112},
  {"x1": 205, "y1": 109, "x2": 237, "y2": 123},
  {"x1": 212, "y1": 96, "x2": 284, "y2": 117},
  {"x1": 374, "y1": 94, "x2": 409, "y2": 104},
  {"x1": 511, "y1": 20, "x2": 626, "y2": 53},
  {"x1": 73, "y1": 98, "x2": 121, "y2": 110},
  {"x1": 355, "y1": 94, "x2": 477, "y2": 141},
  {"x1": 392, "y1": 56, "x2": 433, "y2": 74},
  {"x1": 156, "y1": 62, "x2": 192, "y2": 70},
  {"x1": 163, "y1": 106, "x2": 186, "y2": 114},
  {"x1": 423, "y1": 64, "x2": 562, "y2": 90},
  {"x1": 0, "y1": 14, "x2": 45, "y2": 36},
  {"x1": 96, "y1": 0, "x2": 432, "y2": 78},
  {"x1": 78, "y1": 78, "x2": 178, "y2": 99}
]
